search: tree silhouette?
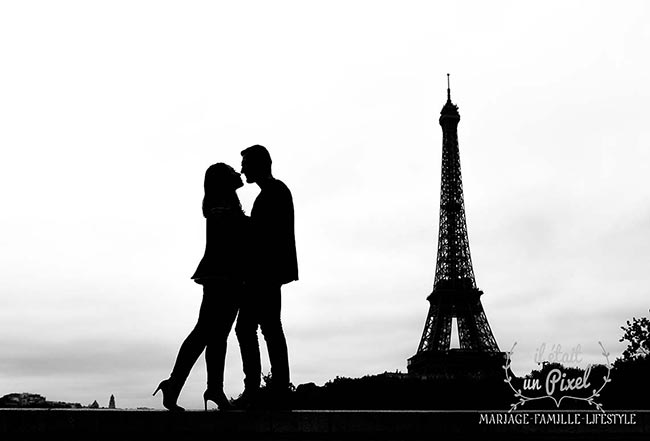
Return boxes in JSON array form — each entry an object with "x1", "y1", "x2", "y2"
[
  {"x1": 620, "y1": 309, "x2": 650, "y2": 360},
  {"x1": 598, "y1": 309, "x2": 650, "y2": 409}
]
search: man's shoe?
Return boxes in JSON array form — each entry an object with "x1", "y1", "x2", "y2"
[
  {"x1": 232, "y1": 388, "x2": 260, "y2": 410},
  {"x1": 269, "y1": 386, "x2": 293, "y2": 411}
]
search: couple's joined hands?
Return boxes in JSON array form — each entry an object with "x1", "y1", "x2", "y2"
[{"x1": 209, "y1": 206, "x2": 233, "y2": 216}]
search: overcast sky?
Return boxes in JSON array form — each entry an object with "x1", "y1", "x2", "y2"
[{"x1": 1, "y1": 1, "x2": 649, "y2": 410}]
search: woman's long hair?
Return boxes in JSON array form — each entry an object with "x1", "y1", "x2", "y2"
[{"x1": 202, "y1": 163, "x2": 243, "y2": 218}]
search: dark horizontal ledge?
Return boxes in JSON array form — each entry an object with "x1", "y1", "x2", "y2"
[{"x1": 1, "y1": 409, "x2": 648, "y2": 440}]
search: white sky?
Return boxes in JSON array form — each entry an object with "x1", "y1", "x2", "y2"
[{"x1": 1, "y1": 1, "x2": 649, "y2": 410}]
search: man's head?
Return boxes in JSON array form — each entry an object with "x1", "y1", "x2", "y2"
[{"x1": 241, "y1": 144, "x2": 272, "y2": 183}]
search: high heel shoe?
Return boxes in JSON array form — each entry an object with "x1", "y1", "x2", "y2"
[
  {"x1": 153, "y1": 378, "x2": 185, "y2": 411},
  {"x1": 203, "y1": 389, "x2": 233, "y2": 411}
]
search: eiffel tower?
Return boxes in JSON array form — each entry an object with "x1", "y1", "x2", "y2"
[{"x1": 408, "y1": 75, "x2": 505, "y2": 378}]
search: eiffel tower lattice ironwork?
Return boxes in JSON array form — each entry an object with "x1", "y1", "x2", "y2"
[{"x1": 408, "y1": 75, "x2": 501, "y2": 376}]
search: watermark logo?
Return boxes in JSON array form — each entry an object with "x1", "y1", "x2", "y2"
[{"x1": 503, "y1": 341, "x2": 612, "y2": 412}]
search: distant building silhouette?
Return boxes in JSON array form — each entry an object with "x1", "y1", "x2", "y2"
[
  {"x1": 0, "y1": 393, "x2": 82, "y2": 408},
  {"x1": 0, "y1": 393, "x2": 46, "y2": 407},
  {"x1": 89, "y1": 400, "x2": 99, "y2": 409},
  {"x1": 408, "y1": 75, "x2": 505, "y2": 379},
  {"x1": 108, "y1": 394, "x2": 116, "y2": 409}
]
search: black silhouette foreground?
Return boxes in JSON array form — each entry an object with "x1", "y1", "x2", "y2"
[
  {"x1": 291, "y1": 310, "x2": 650, "y2": 410},
  {"x1": 8, "y1": 306, "x2": 649, "y2": 411},
  {"x1": 233, "y1": 145, "x2": 298, "y2": 410},
  {"x1": 154, "y1": 163, "x2": 248, "y2": 411}
]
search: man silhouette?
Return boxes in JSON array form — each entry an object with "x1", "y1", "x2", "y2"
[{"x1": 235, "y1": 144, "x2": 298, "y2": 409}]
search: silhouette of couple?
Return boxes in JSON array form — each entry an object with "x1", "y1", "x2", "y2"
[{"x1": 154, "y1": 145, "x2": 298, "y2": 411}]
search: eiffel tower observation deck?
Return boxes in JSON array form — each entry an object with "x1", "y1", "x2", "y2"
[{"x1": 408, "y1": 75, "x2": 505, "y2": 378}]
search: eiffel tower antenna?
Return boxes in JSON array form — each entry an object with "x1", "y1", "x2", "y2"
[
  {"x1": 407, "y1": 76, "x2": 505, "y2": 378},
  {"x1": 447, "y1": 73, "x2": 451, "y2": 101}
]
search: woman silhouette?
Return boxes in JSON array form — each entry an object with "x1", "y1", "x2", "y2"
[{"x1": 154, "y1": 163, "x2": 248, "y2": 411}]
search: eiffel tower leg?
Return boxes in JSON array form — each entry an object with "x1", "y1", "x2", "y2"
[
  {"x1": 473, "y1": 306, "x2": 499, "y2": 352},
  {"x1": 417, "y1": 303, "x2": 438, "y2": 353},
  {"x1": 456, "y1": 313, "x2": 471, "y2": 349},
  {"x1": 456, "y1": 300, "x2": 481, "y2": 350},
  {"x1": 432, "y1": 304, "x2": 452, "y2": 351}
]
